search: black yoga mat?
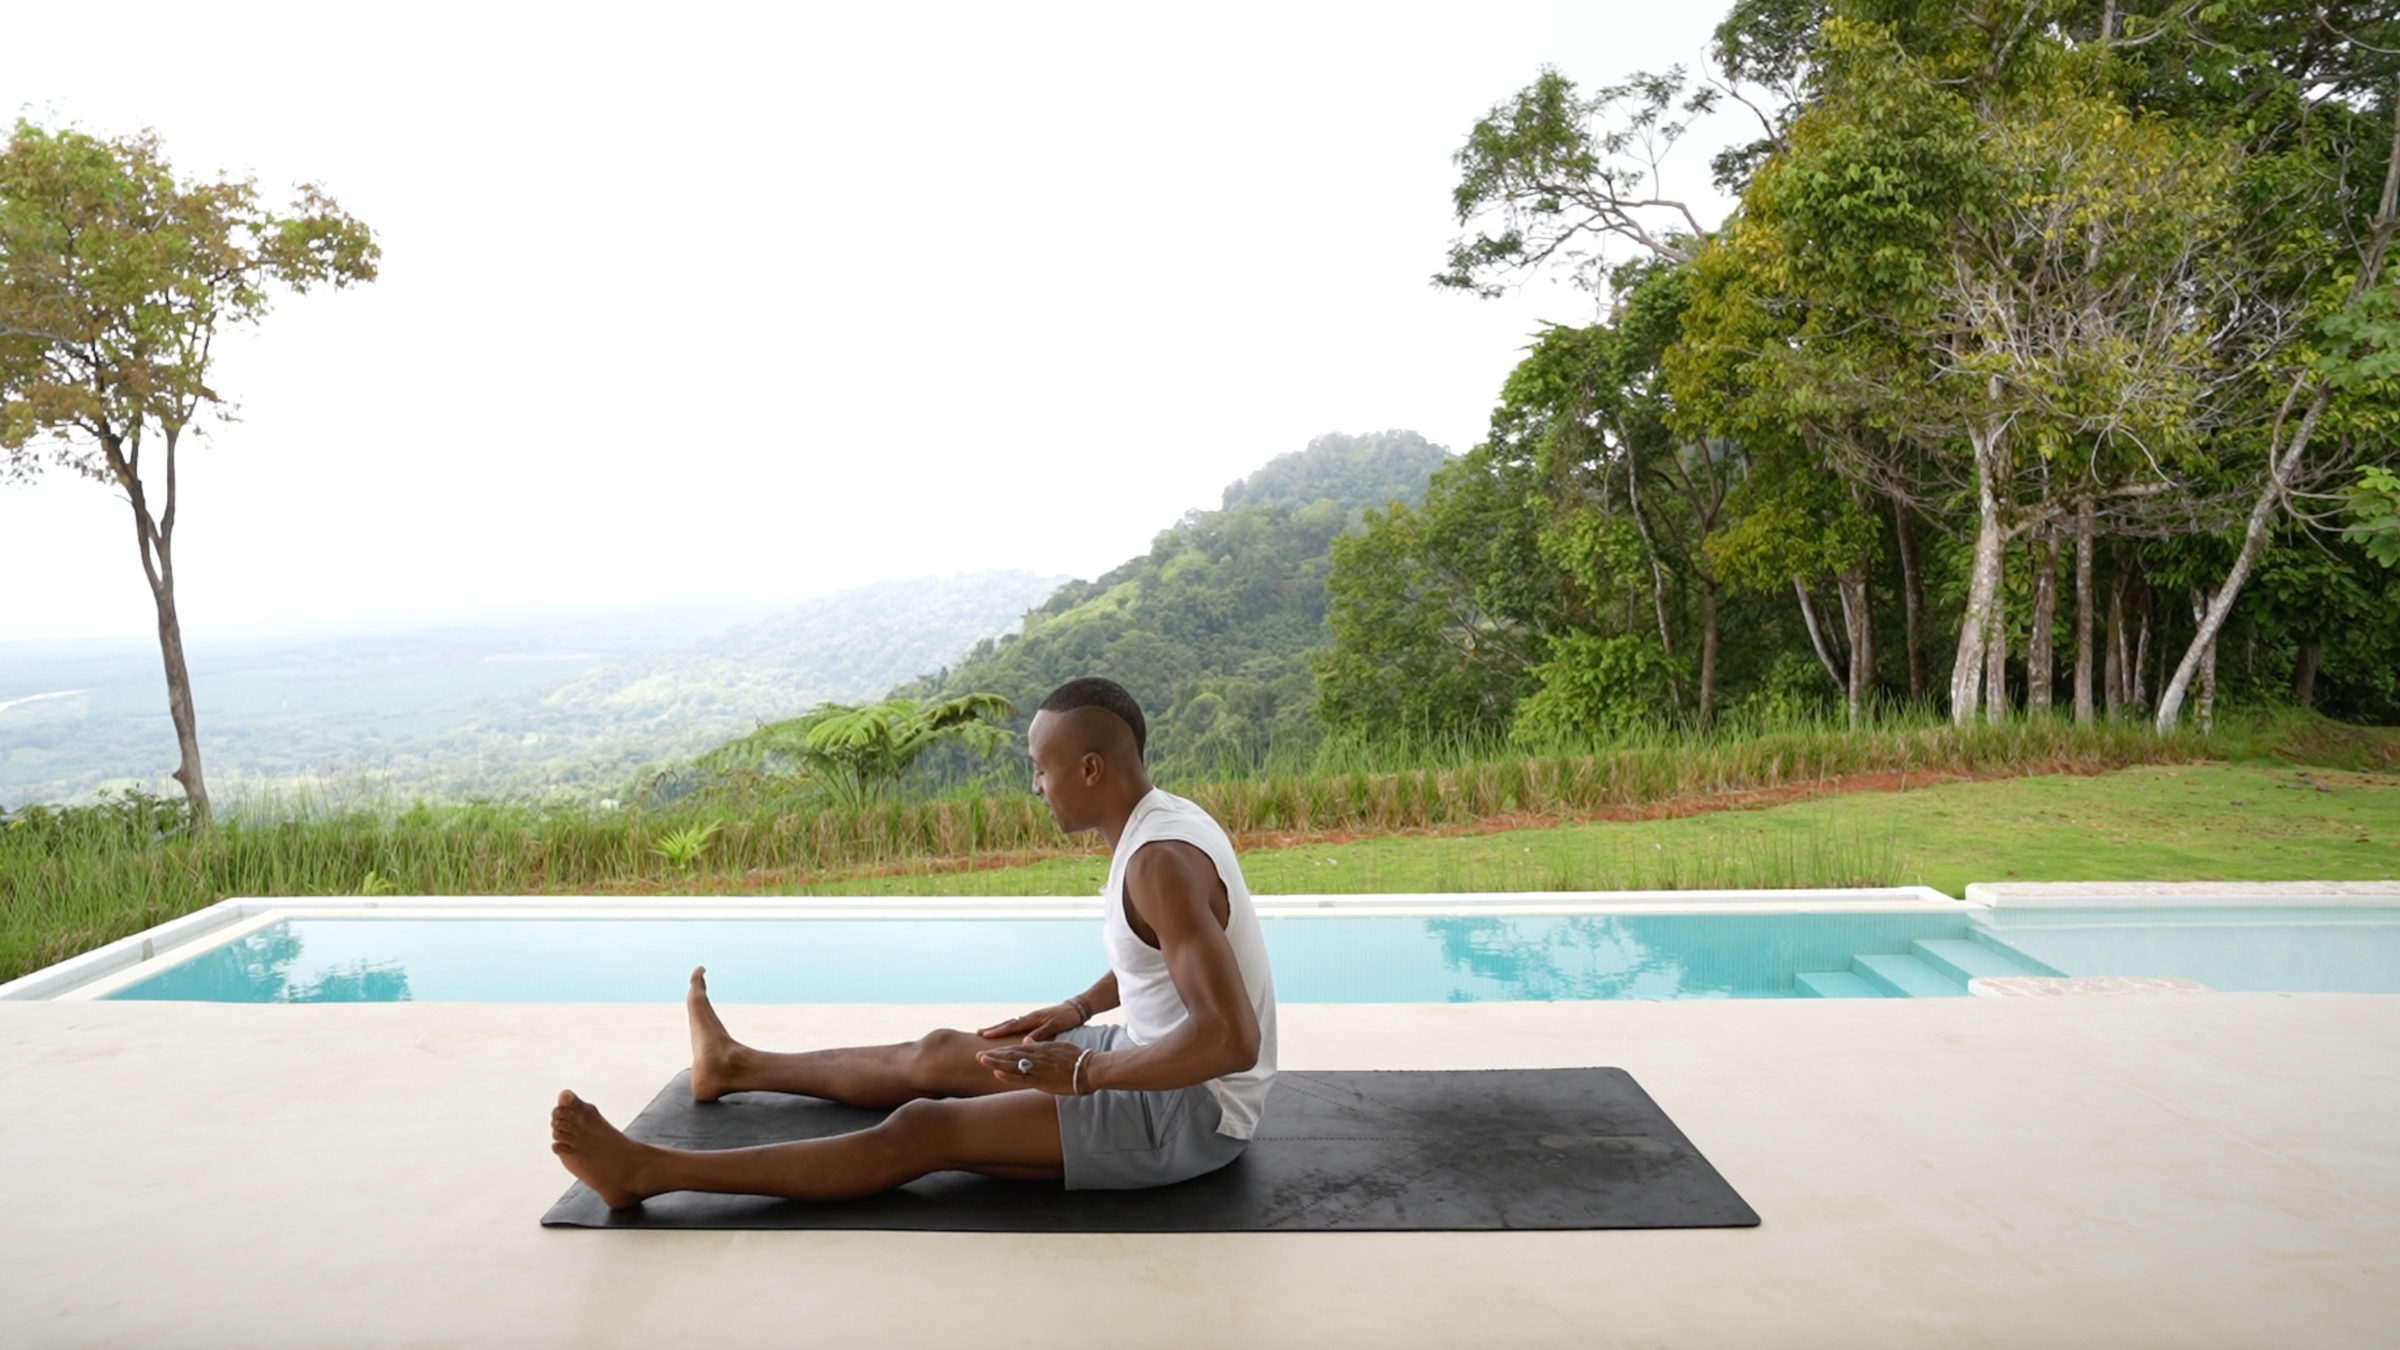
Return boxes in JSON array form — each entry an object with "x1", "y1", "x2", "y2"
[{"x1": 542, "y1": 1067, "x2": 1758, "y2": 1232}]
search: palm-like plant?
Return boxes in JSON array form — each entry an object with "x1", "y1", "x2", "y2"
[{"x1": 697, "y1": 693, "x2": 1013, "y2": 809}]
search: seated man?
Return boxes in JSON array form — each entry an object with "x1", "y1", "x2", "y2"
[{"x1": 549, "y1": 676, "x2": 1279, "y2": 1206}]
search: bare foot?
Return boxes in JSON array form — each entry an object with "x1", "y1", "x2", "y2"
[
  {"x1": 550, "y1": 1090, "x2": 662, "y2": 1210},
  {"x1": 686, "y1": 966, "x2": 750, "y2": 1102}
]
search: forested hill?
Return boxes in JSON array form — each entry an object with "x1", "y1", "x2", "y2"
[{"x1": 900, "y1": 431, "x2": 1451, "y2": 775}]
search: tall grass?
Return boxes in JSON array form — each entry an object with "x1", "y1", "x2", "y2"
[
  {"x1": 803, "y1": 818, "x2": 1912, "y2": 897},
  {"x1": 4, "y1": 710, "x2": 2390, "y2": 982}
]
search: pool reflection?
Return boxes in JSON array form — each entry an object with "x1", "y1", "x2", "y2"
[
  {"x1": 111, "y1": 922, "x2": 413, "y2": 1002},
  {"x1": 1423, "y1": 916, "x2": 1694, "y2": 1000}
]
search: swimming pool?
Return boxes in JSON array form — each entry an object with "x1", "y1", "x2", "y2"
[{"x1": 83, "y1": 904, "x2": 2400, "y2": 1003}]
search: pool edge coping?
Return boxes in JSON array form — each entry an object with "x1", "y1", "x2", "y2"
[
  {"x1": 20, "y1": 882, "x2": 2400, "y2": 1004},
  {"x1": 4, "y1": 887, "x2": 1964, "y2": 1002},
  {"x1": 1967, "y1": 880, "x2": 2400, "y2": 907}
]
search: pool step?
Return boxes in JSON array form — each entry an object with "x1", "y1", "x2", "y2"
[
  {"x1": 1966, "y1": 928, "x2": 2068, "y2": 977},
  {"x1": 1795, "y1": 970, "x2": 1884, "y2": 999},
  {"x1": 1911, "y1": 938, "x2": 2044, "y2": 984},
  {"x1": 1796, "y1": 930, "x2": 2061, "y2": 999},
  {"x1": 1853, "y1": 953, "x2": 1970, "y2": 998}
]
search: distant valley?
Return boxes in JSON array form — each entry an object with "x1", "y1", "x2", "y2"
[
  {"x1": 1, "y1": 430, "x2": 1458, "y2": 807},
  {"x1": 0, "y1": 572, "x2": 1064, "y2": 806}
]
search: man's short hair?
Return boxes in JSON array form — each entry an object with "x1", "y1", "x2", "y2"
[{"x1": 1037, "y1": 677, "x2": 1147, "y2": 758}]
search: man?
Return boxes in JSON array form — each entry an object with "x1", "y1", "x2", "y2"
[{"x1": 549, "y1": 676, "x2": 1278, "y2": 1207}]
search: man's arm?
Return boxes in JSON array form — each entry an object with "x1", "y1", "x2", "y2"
[
  {"x1": 1074, "y1": 840, "x2": 1259, "y2": 1093},
  {"x1": 977, "y1": 972, "x2": 1119, "y2": 1043},
  {"x1": 973, "y1": 840, "x2": 1258, "y2": 1095}
]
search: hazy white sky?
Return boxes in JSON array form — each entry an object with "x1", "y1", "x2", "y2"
[{"x1": 1, "y1": 1, "x2": 1738, "y2": 640}]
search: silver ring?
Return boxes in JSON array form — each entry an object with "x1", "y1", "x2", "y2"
[{"x1": 1017, "y1": 1058, "x2": 1033, "y2": 1074}]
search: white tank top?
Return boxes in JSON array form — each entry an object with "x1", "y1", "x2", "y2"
[{"x1": 1100, "y1": 788, "x2": 1278, "y2": 1139}]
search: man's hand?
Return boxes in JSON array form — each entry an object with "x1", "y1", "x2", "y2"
[
  {"x1": 973, "y1": 1039, "x2": 1093, "y2": 1096},
  {"x1": 976, "y1": 1003, "x2": 1082, "y2": 1043}
]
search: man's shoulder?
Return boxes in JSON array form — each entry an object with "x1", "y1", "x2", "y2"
[
  {"x1": 1123, "y1": 834, "x2": 1219, "y2": 879},
  {"x1": 1133, "y1": 789, "x2": 1234, "y2": 843}
]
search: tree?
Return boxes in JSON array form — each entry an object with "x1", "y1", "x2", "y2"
[
  {"x1": 0, "y1": 123, "x2": 378, "y2": 819},
  {"x1": 2156, "y1": 92, "x2": 2400, "y2": 729},
  {"x1": 698, "y1": 694, "x2": 1014, "y2": 809},
  {"x1": 1370, "y1": 0, "x2": 2400, "y2": 742},
  {"x1": 1313, "y1": 446, "x2": 1567, "y2": 739},
  {"x1": 1436, "y1": 0, "x2": 1829, "y2": 298},
  {"x1": 1438, "y1": 65, "x2": 1716, "y2": 294}
]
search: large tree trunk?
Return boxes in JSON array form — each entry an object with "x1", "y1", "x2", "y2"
[
  {"x1": 2073, "y1": 500, "x2": 2096, "y2": 724},
  {"x1": 1950, "y1": 417, "x2": 2009, "y2": 726},
  {"x1": 2154, "y1": 387, "x2": 2330, "y2": 731},
  {"x1": 1893, "y1": 493, "x2": 1927, "y2": 703},
  {"x1": 107, "y1": 424, "x2": 212, "y2": 822},
  {"x1": 1624, "y1": 454, "x2": 1682, "y2": 720},
  {"x1": 1794, "y1": 578, "x2": 1846, "y2": 692},
  {"x1": 2105, "y1": 570, "x2": 2129, "y2": 717},
  {"x1": 2189, "y1": 588, "x2": 2220, "y2": 733},
  {"x1": 2028, "y1": 527, "x2": 2057, "y2": 717},
  {"x1": 1697, "y1": 578, "x2": 1719, "y2": 725},
  {"x1": 1836, "y1": 565, "x2": 1874, "y2": 728},
  {"x1": 2157, "y1": 84, "x2": 2400, "y2": 731},
  {"x1": 151, "y1": 569, "x2": 209, "y2": 818},
  {"x1": 2133, "y1": 595, "x2": 2152, "y2": 712},
  {"x1": 1983, "y1": 566, "x2": 2009, "y2": 724},
  {"x1": 2293, "y1": 641, "x2": 2321, "y2": 709}
]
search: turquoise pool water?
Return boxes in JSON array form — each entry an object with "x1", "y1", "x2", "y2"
[
  {"x1": 1977, "y1": 907, "x2": 2400, "y2": 995},
  {"x1": 98, "y1": 907, "x2": 2400, "y2": 1003}
]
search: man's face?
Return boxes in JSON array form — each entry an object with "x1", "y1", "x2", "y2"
[{"x1": 1026, "y1": 711, "x2": 1095, "y2": 833}]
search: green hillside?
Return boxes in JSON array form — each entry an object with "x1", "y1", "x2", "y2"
[{"x1": 902, "y1": 431, "x2": 1451, "y2": 776}]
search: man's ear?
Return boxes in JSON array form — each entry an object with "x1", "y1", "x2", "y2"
[{"x1": 1080, "y1": 750, "x2": 1106, "y2": 785}]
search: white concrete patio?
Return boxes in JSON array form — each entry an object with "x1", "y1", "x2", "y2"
[{"x1": 2, "y1": 992, "x2": 2394, "y2": 1348}]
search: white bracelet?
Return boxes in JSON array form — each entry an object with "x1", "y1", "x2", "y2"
[{"x1": 1072, "y1": 1048, "x2": 1092, "y2": 1096}]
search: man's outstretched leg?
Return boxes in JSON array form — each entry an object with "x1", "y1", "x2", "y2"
[
  {"x1": 550, "y1": 1086, "x2": 1064, "y2": 1208},
  {"x1": 685, "y1": 966, "x2": 1018, "y2": 1105}
]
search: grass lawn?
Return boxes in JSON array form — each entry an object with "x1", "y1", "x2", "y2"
[{"x1": 799, "y1": 762, "x2": 2400, "y2": 898}]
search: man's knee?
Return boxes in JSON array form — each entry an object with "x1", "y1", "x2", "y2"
[
  {"x1": 902, "y1": 1028, "x2": 980, "y2": 1089},
  {"x1": 880, "y1": 1096, "x2": 966, "y2": 1150}
]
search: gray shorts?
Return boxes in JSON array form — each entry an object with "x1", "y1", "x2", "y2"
[{"x1": 1051, "y1": 1024, "x2": 1248, "y2": 1191}]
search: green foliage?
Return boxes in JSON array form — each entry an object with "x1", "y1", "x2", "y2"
[
  {"x1": 648, "y1": 820, "x2": 722, "y2": 869},
  {"x1": 1704, "y1": 477, "x2": 1877, "y2": 593},
  {"x1": 1315, "y1": 444, "x2": 1567, "y2": 739},
  {"x1": 0, "y1": 122, "x2": 379, "y2": 464},
  {"x1": 1, "y1": 787, "x2": 192, "y2": 848},
  {"x1": 2344, "y1": 467, "x2": 2400, "y2": 570},
  {"x1": 2238, "y1": 531, "x2": 2400, "y2": 720},
  {"x1": 1513, "y1": 634, "x2": 1687, "y2": 740},
  {"x1": 696, "y1": 694, "x2": 1012, "y2": 809},
  {"x1": 1732, "y1": 651, "x2": 1840, "y2": 722}
]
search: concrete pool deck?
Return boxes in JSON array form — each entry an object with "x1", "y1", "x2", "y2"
[{"x1": 2, "y1": 993, "x2": 2394, "y2": 1348}]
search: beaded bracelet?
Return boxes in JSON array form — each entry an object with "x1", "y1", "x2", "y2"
[{"x1": 1064, "y1": 993, "x2": 1093, "y2": 1026}]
